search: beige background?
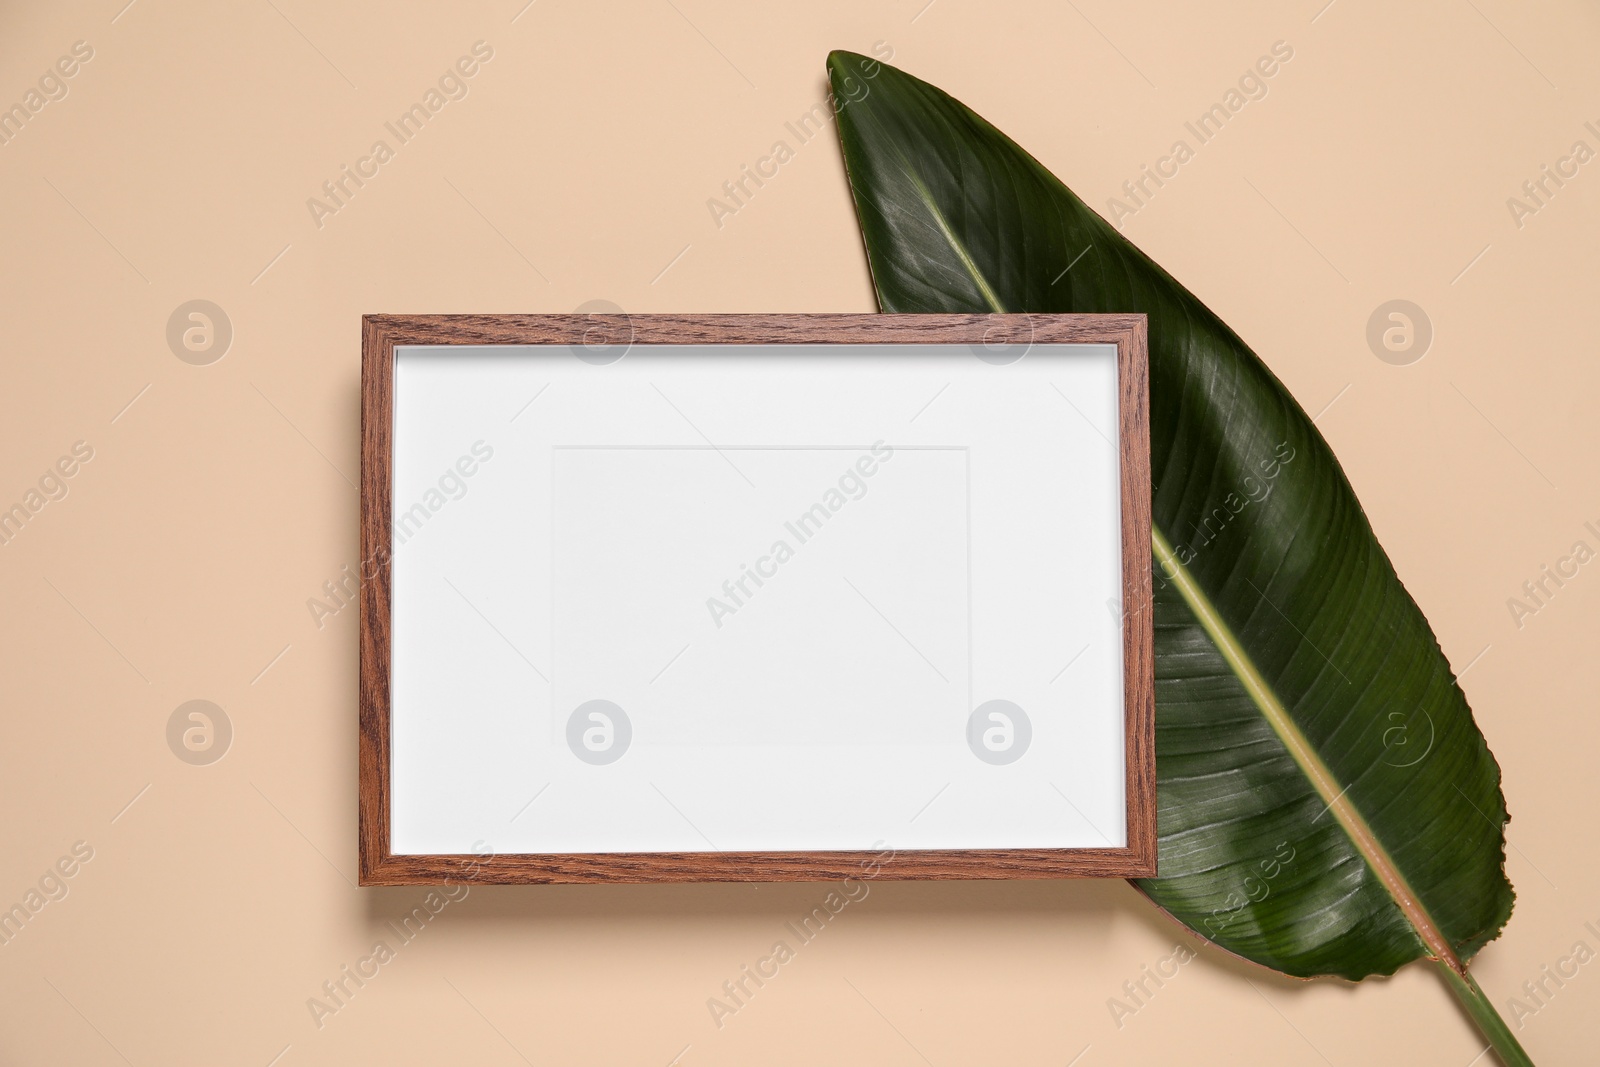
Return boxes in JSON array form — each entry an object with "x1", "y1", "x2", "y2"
[{"x1": 1, "y1": 0, "x2": 1595, "y2": 1063}]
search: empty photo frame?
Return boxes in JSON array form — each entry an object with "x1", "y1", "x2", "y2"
[{"x1": 359, "y1": 313, "x2": 1153, "y2": 884}]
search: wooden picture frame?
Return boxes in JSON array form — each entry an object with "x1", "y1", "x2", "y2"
[{"x1": 360, "y1": 313, "x2": 1153, "y2": 884}]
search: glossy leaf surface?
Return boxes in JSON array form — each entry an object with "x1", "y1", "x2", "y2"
[{"x1": 827, "y1": 50, "x2": 1513, "y2": 980}]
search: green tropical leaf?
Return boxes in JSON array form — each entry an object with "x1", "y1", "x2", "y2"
[{"x1": 826, "y1": 47, "x2": 1526, "y2": 1060}]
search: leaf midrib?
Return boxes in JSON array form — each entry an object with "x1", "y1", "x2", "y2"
[
  {"x1": 882, "y1": 136, "x2": 1009, "y2": 314},
  {"x1": 1151, "y1": 527, "x2": 1463, "y2": 972}
]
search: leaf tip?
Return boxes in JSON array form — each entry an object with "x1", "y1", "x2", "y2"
[{"x1": 825, "y1": 48, "x2": 901, "y2": 92}]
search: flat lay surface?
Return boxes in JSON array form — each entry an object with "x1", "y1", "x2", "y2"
[{"x1": 0, "y1": 1, "x2": 1594, "y2": 1063}]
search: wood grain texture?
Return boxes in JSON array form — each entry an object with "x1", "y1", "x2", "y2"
[
  {"x1": 359, "y1": 313, "x2": 1154, "y2": 884},
  {"x1": 1117, "y1": 316, "x2": 1157, "y2": 873}
]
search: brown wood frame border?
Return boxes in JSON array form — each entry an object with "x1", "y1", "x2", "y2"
[{"x1": 360, "y1": 313, "x2": 1153, "y2": 884}]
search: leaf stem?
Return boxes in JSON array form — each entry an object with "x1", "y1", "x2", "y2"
[{"x1": 1435, "y1": 962, "x2": 1536, "y2": 1067}]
